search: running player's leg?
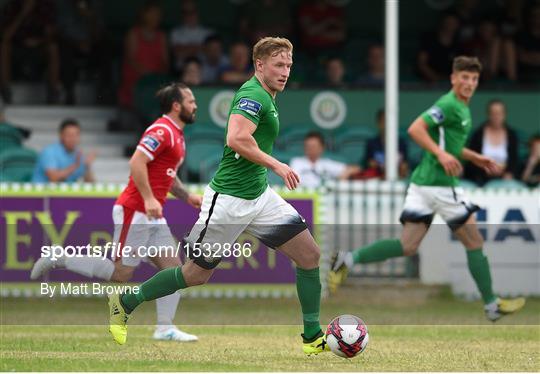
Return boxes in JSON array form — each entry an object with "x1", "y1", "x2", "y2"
[
  {"x1": 448, "y1": 207, "x2": 525, "y2": 321},
  {"x1": 148, "y1": 225, "x2": 197, "y2": 342},
  {"x1": 329, "y1": 184, "x2": 433, "y2": 291},
  {"x1": 245, "y1": 187, "x2": 327, "y2": 354}
]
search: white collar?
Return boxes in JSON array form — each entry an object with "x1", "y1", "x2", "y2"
[{"x1": 162, "y1": 114, "x2": 182, "y2": 130}]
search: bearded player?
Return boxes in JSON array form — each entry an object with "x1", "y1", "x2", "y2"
[
  {"x1": 31, "y1": 83, "x2": 201, "y2": 341},
  {"x1": 106, "y1": 37, "x2": 330, "y2": 355},
  {"x1": 329, "y1": 56, "x2": 525, "y2": 322}
]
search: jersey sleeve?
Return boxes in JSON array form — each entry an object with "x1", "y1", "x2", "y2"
[
  {"x1": 229, "y1": 87, "x2": 269, "y2": 126},
  {"x1": 136, "y1": 125, "x2": 172, "y2": 161},
  {"x1": 421, "y1": 98, "x2": 452, "y2": 128}
]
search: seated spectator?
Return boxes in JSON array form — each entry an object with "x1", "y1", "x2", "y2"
[
  {"x1": 452, "y1": 0, "x2": 481, "y2": 45},
  {"x1": 199, "y1": 35, "x2": 228, "y2": 84},
  {"x1": 465, "y1": 100, "x2": 519, "y2": 185},
  {"x1": 417, "y1": 13, "x2": 461, "y2": 83},
  {"x1": 297, "y1": 0, "x2": 346, "y2": 55},
  {"x1": 32, "y1": 119, "x2": 95, "y2": 183},
  {"x1": 521, "y1": 134, "x2": 540, "y2": 187},
  {"x1": 290, "y1": 131, "x2": 360, "y2": 188},
  {"x1": 239, "y1": 0, "x2": 292, "y2": 45},
  {"x1": 0, "y1": 0, "x2": 61, "y2": 103},
  {"x1": 325, "y1": 57, "x2": 347, "y2": 88},
  {"x1": 516, "y1": 3, "x2": 540, "y2": 84},
  {"x1": 118, "y1": 1, "x2": 169, "y2": 108},
  {"x1": 357, "y1": 44, "x2": 385, "y2": 87},
  {"x1": 56, "y1": 0, "x2": 112, "y2": 104},
  {"x1": 219, "y1": 42, "x2": 253, "y2": 85},
  {"x1": 170, "y1": 0, "x2": 213, "y2": 72},
  {"x1": 462, "y1": 18, "x2": 517, "y2": 81},
  {"x1": 0, "y1": 100, "x2": 31, "y2": 140},
  {"x1": 181, "y1": 57, "x2": 202, "y2": 86},
  {"x1": 362, "y1": 109, "x2": 408, "y2": 179}
]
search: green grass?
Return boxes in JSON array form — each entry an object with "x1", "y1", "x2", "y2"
[{"x1": 1, "y1": 286, "x2": 539, "y2": 371}]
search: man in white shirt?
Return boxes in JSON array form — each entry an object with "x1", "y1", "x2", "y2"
[{"x1": 290, "y1": 131, "x2": 360, "y2": 188}]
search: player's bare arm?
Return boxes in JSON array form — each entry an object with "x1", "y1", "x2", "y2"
[
  {"x1": 170, "y1": 177, "x2": 202, "y2": 209},
  {"x1": 408, "y1": 116, "x2": 462, "y2": 176},
  {"x1": 227, "y1": 113, "x2": 300, "y2": 190},
  {"x1": 129, "y1": 149, "x2": 162, "y2": 218},
  {"x1": 461, "y1": 148, "x2": 502, "y2": 175}
]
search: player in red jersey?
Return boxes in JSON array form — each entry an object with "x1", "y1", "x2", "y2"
[{"x1": 31, "y1": 83, "x2": 202, "y2": 341}]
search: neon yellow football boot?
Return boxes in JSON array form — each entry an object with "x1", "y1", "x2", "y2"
[
  {"x1": 108, "y1": 293, "x2": 130, "y2": 345},
  {"x1": 485, "y1": 297, "x2": 526, "y2": 322},
  {"x1": 302, "y1": 330, "x2": 330, "y2": 355},
  {"x1": 328, "y1": 250, "x2": 350, "y2": 294}
]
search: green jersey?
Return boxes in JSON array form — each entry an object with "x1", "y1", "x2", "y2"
[
  {"x1": 410, "y1": 90, "x2": 473, "y2": 187},
  {"x1": 210, "y1": 76, "x2": 280, "y2": 199}
]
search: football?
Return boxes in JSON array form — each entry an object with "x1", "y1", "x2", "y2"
[{"x1": 325, "y1": 314, "x2": 369, "y2": 358}]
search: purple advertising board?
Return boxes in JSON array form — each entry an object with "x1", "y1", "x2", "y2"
[{"x1": 0, "y1": 187, "x2": 316, "y2": 284}]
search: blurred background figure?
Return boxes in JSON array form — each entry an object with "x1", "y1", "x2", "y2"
[
  {"x1": 219, "y1": 41, "x2": 252, "y2": 85},
  {"x1": 521, "y1": 134, "x2": 540, "y2": 187},
  {"x1": 357, "y1": 44, "x2": 385, "y2": 87},
  {"x1": 169, "y1": 0, "x2": 213, "y2": 73},
  {"x1": 325, "y1": 57, "x2": 347, "y2": 88},
  {"x1": 0, "y1": 0, "x2": 61, "y2": 103},
  {"x1": 417, "y1": 13, "x2": 460, "y2": 83},
  {"x1": 516, "y1": 3, "x2": 540, "y2": 84},
  {"x1": 32, "y1": 118, "x2": 95, "y2": 183},
  {"x1": 290, "y1": 131, "x2": 361, "y2": 188},
  {"x1": 180, "y1": 57, "x2": 202, "y2": 87},
  {"x1": 199, "y1": 35, "x2": 228, "y2": 84},
  {"x1": 362, "y1": 109, "x2": 408, "y2": 179},
  {"x1": 117, "y1": 0, "x2": 168, "y2": 108},
  {"x1": 56, "y1": 0, "x2": 112, "y2": 104},
  {"x1": 239, "y1": 0, "x2": 292, "y2": 45},
  {"x1": 465, "y1": 100, "x2": 519, "y2": 185}
]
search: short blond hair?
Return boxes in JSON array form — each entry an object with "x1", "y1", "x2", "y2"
[{"x1": 252, "y1": 37, "x2": 293, "y2": 64}]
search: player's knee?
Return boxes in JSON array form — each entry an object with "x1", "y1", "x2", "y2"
[
  {"x1": 297, "y1": 246, "x2": 320, "y2": 269},
  {"x1": 111, "y1": 269, "x2": 133, "y2": 283},
  {"x1": 186, "y1": 271, "x2": 211, "y2": 286},
  {"x1": 402, "y1": 242, "x2": 419, "y2": 257}
]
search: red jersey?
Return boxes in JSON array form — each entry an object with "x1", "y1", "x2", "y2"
[{"x1": 116, "y1": 115, "x2": 186, "y2": 212}]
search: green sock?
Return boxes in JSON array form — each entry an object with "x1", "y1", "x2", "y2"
[
  {"x1": 121, "y1": 266, "x2": 187, "y2": 313},
  {"x1": 296, "y1": 267, "x2": 322, "y2": 340},
  {"x1": 466, "y1": 248, "x2": 496, "y2": 304},
  {"x1": 352, "y1": 239, "x2": 404, "y2": 264}
]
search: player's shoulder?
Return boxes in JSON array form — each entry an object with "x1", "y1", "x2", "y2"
[
  {"x1": 235, "y1": 77, "x2": 271, "y2": 103},
  {"x1": 433, "y1": 90, "x2": 458, "y2": 109}
]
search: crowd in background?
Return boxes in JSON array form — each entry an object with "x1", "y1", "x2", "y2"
[{"x1": 0, "y1": 0, "x2": 539, "y2": 106}]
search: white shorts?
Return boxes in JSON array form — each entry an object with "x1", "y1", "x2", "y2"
[
  {"x1": 184, "y1": 185, "x2": 307, "y2": 269},
  {"x1": 400, "y1": 183, "x2": 480, "y2": 229},
  {"x1": 112, "y1": 205, "x2": 177, "y2": 267}
]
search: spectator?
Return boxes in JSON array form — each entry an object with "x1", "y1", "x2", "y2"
[
  {"x1": 170, "y1": 0, "x2": 213, "y2": 72},
  {"x1": 32, "y1": 119, "x2": 95, "y2": 183},
  {"x1": 199, "y1": 35, "x2": 228, "y2": 84},
  {"x1": 181, "y1": 57, "x2": 202, "y2": 87},
  {"x1": 219, "y1": 42, "x2": 253, "y2": 85},
  {"x1": 362, "y1": 109, "x2": 408, "y2": 179},
  {"x1": 357, "y1": 44, "x2": 385, "y2": 87},
  {"x1": 118, "y1": 1, "x2": 169, "y2": 108},
  {"x1": 452, "y1": 0, "x2": 481, "y2": 45},
  {"x1": 290, "y1": 131, "x2": 360, "y2": 188},
  {"x1": 297, "y1": 0, "x2": 346, "y2": 55},
  {"x1": 0, "y1": 0, "x2": 61, "y2": 104},
  {"x1": 239, "y1": 0, "x2": 292, "y2": 45},
  {"x1": 465, "y1": 100, "x2": 519, "y2": 185},
  {"x1": 521, "y1": 134, "x2": 540, "y2": 187},
  {"x1": 462, "y1": 18, "x2": 517, "y2": 81},
  {"x1": 417, "y1": 13, "x2": 461, "y2": 83},
  {"x1": 0, "y1": 100, "x2": 31, "y2": 140},
  {"x1": 56, "y1": 0, "x2": 112, "y2": 104},
  {"x1": 516, "y1": 3, "x2": 540, "y2": 84},
  {"x1": 325, "y1": 57, "x2": 346, "y2": 88}
]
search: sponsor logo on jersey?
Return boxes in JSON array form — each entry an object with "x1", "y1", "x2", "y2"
[
  {"x1": 237, "y1": 98, "x2": 262, "y2": 116},
  {"x1": 141, "y1": 135, "x2": 161, "y2": 152},
  {"x1": 428, "y1": 106, "x2": 445, "y2": 124}
]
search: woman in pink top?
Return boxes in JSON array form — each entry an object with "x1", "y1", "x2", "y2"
[{"x1": 118, "y1": 1, "x2": 169, "y2": 107}]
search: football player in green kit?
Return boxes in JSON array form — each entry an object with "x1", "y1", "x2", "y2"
[
  {"x1": 107, "y1": 37, "x2": 329, "y2": 355},
  {"x1": 329, "y1": 56, "x2": 525, "y2": 322}
]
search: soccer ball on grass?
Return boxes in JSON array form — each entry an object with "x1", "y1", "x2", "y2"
[{"x1": 325, "y1": 314, "x2": 369, "y2": 358}]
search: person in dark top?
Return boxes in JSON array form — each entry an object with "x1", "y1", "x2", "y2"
[
  {"x1": 465, "y1": 99, "x2": 519, "y2": 185},
  {"x1": 516, "y1": 3, "x2": 540, "y2": 84},
  {"x1": 521, "y1": 134, "x2": 540, "y2": 187}
]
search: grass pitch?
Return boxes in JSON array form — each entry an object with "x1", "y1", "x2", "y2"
[{"x1": 1, "y1": 285, "x2": 539, "y2": 372}]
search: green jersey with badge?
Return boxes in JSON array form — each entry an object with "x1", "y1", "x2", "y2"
[
  {"x1": 210, "y1": 76, "x2": 280, "y2": 199},
  {"x1": 410, "y1": 90, "x2": 472, "y2": 187}
]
